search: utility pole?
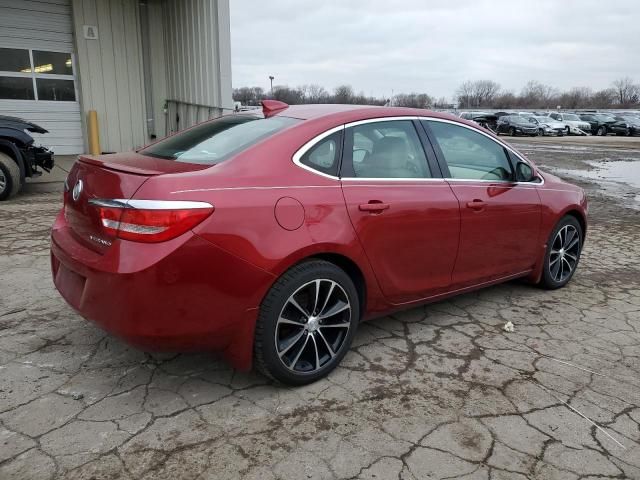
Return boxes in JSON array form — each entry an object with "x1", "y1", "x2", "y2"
[{"x1": 269, "y1": 76, "x2": 274, "y2": 97}]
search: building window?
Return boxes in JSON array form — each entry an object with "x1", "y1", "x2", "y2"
[{"x1": 0, "y1": 48, "x2": 76, "y2": 101}]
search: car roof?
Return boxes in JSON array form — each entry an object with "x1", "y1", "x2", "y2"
[{"x1": 272, "y1": 104, "x2": 460, "y2": 124}]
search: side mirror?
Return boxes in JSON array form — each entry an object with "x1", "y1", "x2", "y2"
[{"x1": 516, "y1": 162, "x2": 535, "y2": 182}]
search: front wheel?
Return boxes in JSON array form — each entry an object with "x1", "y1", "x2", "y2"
[
  {"x1": 509, "y1": 127, "x2": 516, "y2": 136},
  {"x1": 596, "y1": 126, "x2": 606, "y2": 136},
  {"x1": 539, "y1": 216, "x2": 583, "y2": 289},
  {"x1": 0, "y1": 152, "x2": 21, "y2": 201},
  {"x1": 254, "y1": 260, "x2": 359, "y2": 385}
]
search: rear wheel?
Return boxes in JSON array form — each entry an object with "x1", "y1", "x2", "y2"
[
  {"x1": 0, "y1": 152, "x2": 21, "y2": 201},
  {"x1": 509, "y1": 127, "x2": 516, "y2": 136},
  {"x1": 539, "y1": 216, "x2": 583, "y2": 289},
  {"x1": 254, "y1": 260, "x2": 359, "y2": 385}
]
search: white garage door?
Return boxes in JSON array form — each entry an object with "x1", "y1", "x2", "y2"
[{"x1": 0, "y1": 0, "x2": 83, "y2": 154}]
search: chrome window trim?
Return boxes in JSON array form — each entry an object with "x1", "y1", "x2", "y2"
[
  {"x1": 89, "y1": 199, "x2": 213, "y2": 209},
  {"x1": 291, "y1": 115, "x2": 544, "y2": 185},
  {"x1": 292, "y1": 125, "x2": 344, "y2": 180}
]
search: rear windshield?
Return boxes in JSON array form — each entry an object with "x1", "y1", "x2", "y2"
[{"x1": 141, "y1": 115, "x2": 300, "y2": 164}]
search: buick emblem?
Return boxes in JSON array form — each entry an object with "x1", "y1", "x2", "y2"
[{"x1": 72, "y1": 179, "x2": 83, "y2": 201}]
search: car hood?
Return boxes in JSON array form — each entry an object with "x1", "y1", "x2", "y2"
[{"x1": 0, "y1": 115, "x2": 48, "y2": 134}]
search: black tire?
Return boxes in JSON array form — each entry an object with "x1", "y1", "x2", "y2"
[
  {"x1": 254, "y1": 260, "x2": 360, "y2": 385},
  {"x1": 565, "y1": 126, "x2": 571, "y2": 136},
  {"x1": 538, "y1": 129, "x2": 544, "y2": 136},
  {"x1": 509, "y1": 127, "x2": 516, "y2": 136},
  {"x1": 596, "y1": 126, "x2": 606, "y2": 136},
  {"x1": 539, "y1": 216, "x2": 583, "y2": 290},
  {"x1": 0, "y1": 152, "x2": 21, "y2": 201}
]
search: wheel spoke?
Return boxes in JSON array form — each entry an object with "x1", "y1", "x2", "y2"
[
  {"x1": 564, "y1": 228, "x2": 576, "y2": 248},
  {"x1": 277, "y1": 317, "x2": 306, "y2": 327},
  {"x1": 566, "y1": 237, "x2": 579, "y2": 251},
  {"x1": 288, "y1": 297, "x2": 310, "y2": 319},
  {"x1": 316, "y1": 330, "x2": 336, "y2": 358},
  {"x1": 318, "y1": 301, "x2": 350, "y2": 320},
  {"x1": 318, "y1": 281, "x2": 336, "y2": 316},
  {"x1": 289, "y1": 333, "x2": 310, "y2": 369},
  {"x1": 319, "y1": 322, "x2": 350, "y2": 329},
  {"x1": 561, "y1": 257, "x2": 573, "y2": 273},
  {"x1": 549, "y1": 255, "x2": 561, "y2": 266},
  {"x1": 310, "y1": 333, "x2": 320, "y2": 370},
  {"x1": 278, "y1": 329, "x2": 306, "y2": 358},
  {"x1": 550, "y1": 256, "x2": 561, "y2": 281},
  {"x1": 564, "y1": 252, "x2": 577, "y2": 262},
  {"x1": 312, "y1": 279, "x2": 321, "y2": 315}
]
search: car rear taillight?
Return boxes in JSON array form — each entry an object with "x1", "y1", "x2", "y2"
[{"x1": 88, "y1": 199, "x2": 214, "y2": 243}]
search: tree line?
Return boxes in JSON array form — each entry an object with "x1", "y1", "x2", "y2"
[{"x1": 233, "y1": 77, "x2": 640, "y2": 110}]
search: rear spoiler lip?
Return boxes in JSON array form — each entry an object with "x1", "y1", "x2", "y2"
[{"x1": 77, "y1": 154, "x2": 210, "y2": 176}]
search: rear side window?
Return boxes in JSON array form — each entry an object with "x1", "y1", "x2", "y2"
[
  {"x1": 141, "y1": 115, "x2": 299, "y2": 165},
  {"x1": 299, "y1": 130, "x2": 342, "y2": 176},
  {"x1": 343, "y1": 120, "x2": 431, "y2": 179},
  {"x1": 424, "y1": 120, "x2": 513, "y2": 181}
]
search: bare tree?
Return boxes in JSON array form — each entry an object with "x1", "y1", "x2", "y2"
[
  {"x1": 612, "y1": 77, "x2": 640, "y2": 106},
  {"x1": 520, "y1": 81, "x2": 559, "y2": 108},
  {"x1": 456, "y1": 80, "x2": 501, "y2": 108},
  {"x1": 232, "y1": 86, "x2": 265, "y2": 106},
  {"x1": 333, "y1": 85, "x2": 355, "y2": 104},
  {"x1": 393, "y1": 93, "x2": 432, "y2": 109}
]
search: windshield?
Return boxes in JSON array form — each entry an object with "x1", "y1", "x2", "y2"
[
  {"x1": 511, "y1": 116, "x2": 530, "y2": 124},
  {"x1": 141, "y1": 115, "x2": 300, "y2": 164},
  {"x1": 594, "y1": 114, "x2": 615, "y2": 121},
  {"x1": 564, "y1": 114, "x2": 580, "y2": 121}
]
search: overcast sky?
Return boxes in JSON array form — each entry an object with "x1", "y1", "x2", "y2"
[{"x1": 229, "y1": 0, "x2": 640, "y2": 100}]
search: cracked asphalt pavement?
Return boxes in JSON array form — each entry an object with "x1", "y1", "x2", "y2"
[{"x1": 1, "y1": 139, "x2": 639, "y2": 479}]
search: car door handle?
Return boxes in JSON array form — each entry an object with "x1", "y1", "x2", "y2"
[
  {"x1": 359, "y1": 202, "x2": 390, "y2": 213},
  {"x1": 466, "y1": 199, "x2": 486, "y2": 210}
]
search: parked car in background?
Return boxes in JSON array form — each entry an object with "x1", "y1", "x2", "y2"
[
  {"x1": 578, "y1": 113, "x2": 629, "y2": 136},
  {"x1": 496, "y1": 115, "x2": 539, "y2": 136},
  {"x1": 50, "y1": 101, "x2": 588, "y2": 385},
  {"x1": 459, "y1": 112, "x2": 498, "y2": 131},
  {"x1": 0, "y1": 115, "x2": 55, "y2": 200},
  {"x1": 613, "y1": 115, "x2": 640, "y2": 136},
  {"x1": 548, "y1": 113, "x2": 591, "y2": 135},
  {"x1": 526, "y1": 116, "x2": 566, "y2": 136}
]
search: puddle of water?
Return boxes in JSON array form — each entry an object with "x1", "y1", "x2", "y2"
[
  {"x1": 551, "y1": 160, "x2": 640, "y2": 210},
  {"x1": 581, "y1": 160, "x2": 640, "y2": 188}
]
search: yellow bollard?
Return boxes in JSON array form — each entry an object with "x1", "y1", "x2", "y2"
[{"x1": 87, "y1": 110, "x2": 101, "y2": 155}]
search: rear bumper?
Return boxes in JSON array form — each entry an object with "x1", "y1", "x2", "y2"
[{"x1": 50, "y1": 210, "x2": 275, "y2": 369}]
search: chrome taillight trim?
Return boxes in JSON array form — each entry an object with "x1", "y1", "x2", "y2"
[{"x1": 89, "y1": 199, "x2": 214, "y2": 210}]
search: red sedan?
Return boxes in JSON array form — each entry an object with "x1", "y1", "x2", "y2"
[{"x1": 51, "y1": 101, "x2": 587, "y2": 385}]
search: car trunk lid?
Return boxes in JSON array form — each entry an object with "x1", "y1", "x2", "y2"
[{"x1": 64, "y1": 153, "x2": 208, "y2": 253}]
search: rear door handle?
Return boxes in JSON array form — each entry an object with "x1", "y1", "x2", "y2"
[
  {"x1": 466, "y1": 199, "x2": 486, "y2": 210},
  {"x1": 359, "y1": 202, "x2": 390, "y2": 213}
]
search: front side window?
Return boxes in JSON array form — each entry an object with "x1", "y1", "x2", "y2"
[
  {"x1": 343, "y1": 120, "x2": 431, "y2": 178},
  {"x1": 425, "y1": 121, "x2": 513, "y2": 181},
  {"x1": 142, "y1": 115, "x2": 299, "y2": 165}
]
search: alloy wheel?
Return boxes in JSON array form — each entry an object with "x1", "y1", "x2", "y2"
[
  {"x1": 0, "y1": 170, "x2": 6, "y2": 192},
  {"x1": 548, "y1": 225, "x2": 580, "y2": 283},
  {"x1": 275, "y1": 279, "x2": 351, "y2": 374}
]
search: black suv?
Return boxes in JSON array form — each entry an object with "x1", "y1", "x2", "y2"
[
  {"x1": 578, "y1": 113, "x2": 629, "y2": 136},
  {"x1": 0, "y1": 116, "x2": 54, "y2": 200}
]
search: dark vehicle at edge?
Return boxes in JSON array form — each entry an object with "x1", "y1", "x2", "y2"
[
  {"x1": 459, "y1": 112, "x2": 499, "y2": 132},
  {"x1": 613, "y1": 115, "x2": 640, "y2": 136},
  {"x1": 496, "y1": 115, "x2": 539, "y2": 136},
  {"x1": 0, "y1": 115, "x2": 54, "y2": 200},
  {"x1": 578, "y1": 113, "x2": 629, "y2": 136}
]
